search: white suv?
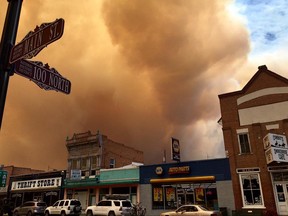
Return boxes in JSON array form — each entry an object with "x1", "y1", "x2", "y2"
[
  {"x1": 45, "y1": 199, "x2": 82, "y2": 216},
  {"x1": 85, "y1": 200, "x2": 132, "y2": 216}
]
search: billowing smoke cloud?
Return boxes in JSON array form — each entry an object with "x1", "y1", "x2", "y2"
[{"x1": 0, "y1": 0, "x2": 249, "y2": 170}]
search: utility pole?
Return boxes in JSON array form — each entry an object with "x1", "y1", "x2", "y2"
[{"x1": 0, "y1": 0, "x2": 23, "y2": 129}]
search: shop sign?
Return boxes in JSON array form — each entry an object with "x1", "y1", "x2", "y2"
[
  {"x1": 168, "y1": 166, "x2": 190, "y2": 175},
  {"x1": 265, "y1": 147, "x2": 288, "y2": 164},
  {"x1": 171, "y1": 137, "x2": 180, "y2": 161},
  {"x1": 0, "y1": 170, "x2": 7, "y2": 187},
  {"x1": 70, "y1": 170, "x2": 81, "y2": 180},
  {"x1": 155, "y1": 167, "x2": 163, "y2": 175},
  {"x1": 11, "y1": 177, "x2": 62, "y2": 191},
  {"x1": 263, "y1": 133, "x2": 288, "y2": 150}
]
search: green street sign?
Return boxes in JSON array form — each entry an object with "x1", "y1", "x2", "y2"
[{"x1": 0, "y1": 170, "x2": 7, "y2": 187}]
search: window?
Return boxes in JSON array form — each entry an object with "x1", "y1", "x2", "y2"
[
  {"x1": 239, "y1": 173, "x2": 264, "y2": 207},
  {"x1": 110, "y1": 159, "x2": 115, "y2": 168},
  {"x1": 113, "y1": 201, "x2": 120, "y2": 206},
  {"x1": 91, "y1": 156, "x2": 98, "y2": 169},
  {"x1": 238, "y1": 132, "x2": 251, "y2": 154},
  {"x1": 53, "y1": 201, "x2": 59, "y2": 207},
  {"x1": 98, "y1": 201, "x2": 111, "y2": 206},
  {"x1": 59, "y1": 201, "x2": 65, "y2": 207},
  {"x1": 64, "y1": 201, "x2": 69, "y2": 206},
  {"x1": 71, "y1": 159, "x2": 79, "y2": 170},
  {"x1": 81, "y1": 157, "x2": 90, "y2": 170},
  {"x1": 91, "y1": 156, "x2": 101, "y2": 175}
]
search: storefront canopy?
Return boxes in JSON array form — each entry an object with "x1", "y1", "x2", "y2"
[{"x1": 150, "y1": 176, "x2": 215, "y2": 184}]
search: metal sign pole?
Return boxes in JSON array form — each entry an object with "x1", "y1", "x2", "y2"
[{"x1": 0, "y1": 0, "x2": 23, "y2": 129}]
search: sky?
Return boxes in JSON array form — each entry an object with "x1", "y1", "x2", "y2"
[{"x1": 0, "y1": 0, "x2": 288, "y2": 171}]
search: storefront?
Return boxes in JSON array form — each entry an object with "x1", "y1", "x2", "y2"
[
  {"x1": 8, "y1": 171, "x2": 65, "y2": 208},
  {"x1": 139, "y1": 158, "x2": 234, "y2": 216},
  {"x1": 64, "y1": 164, "x2": 140, "y2": 209}
]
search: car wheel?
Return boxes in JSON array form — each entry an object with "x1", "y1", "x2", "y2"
[
  {"x1": 61, "y1": 211, "x2": 66, "y2": 216},
  {"x1": 44, "y1": 211, "x2": 49, "y2": 216},
  {"x1": 13, "y1": 211, "x2": 18, "y2": 216},
  {"x1": 108, "y1": 211, "x2": 115, "y2": 216},
  {"x1": 27, "y1": 211, "x2": 32, "y2": 216},
  {"x1": 86, "y1": 210, "x2": 93, "y2": 216},
  {"x1": 74, "y1": 206, "x2": 81, "y2": 213}
]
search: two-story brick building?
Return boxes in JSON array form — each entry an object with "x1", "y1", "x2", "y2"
[
  {"x1": 65, "y1": 131, "x2": 144, "y2": 209},
  {"x1": 218, "y1": 65, "x2": 288, "y2": 215}
]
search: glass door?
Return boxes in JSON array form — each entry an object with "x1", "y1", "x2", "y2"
[{"x1": 275, "y1": 184, "x2": 288, "y2": 215}]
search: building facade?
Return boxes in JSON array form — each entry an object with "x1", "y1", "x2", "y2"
[
  {"x1": 66, "y1": 131, "x2": 144, "y2": 176},
  {"x1": 8, "y1": 170, "x2": 65, "y2": 208},
  {"x1": 64, "y1": 163, "x2": 141, "y2": 209},
  {"x1": 0, "y1": 166, "x2": 44, "y2": 201},
  {"x1": 139, "y1": 158, "x2": 234, "y2": 216},
  {"x1": 65, "y1": 131, "x2": 144, "y2": 209},
  {"x1": 218, "y1": 65, "x2": 288, "y2": 215}
]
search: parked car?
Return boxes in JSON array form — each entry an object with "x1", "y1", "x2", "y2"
[
  {"x1": 13, "y1": 201, "x2": 47, "y2": 216},
  {"x1": 160, "y1": 204, "x2": 222, "y2": 216},
  {"x1": 44, "y1": 199, "x2": 81, "y2": 216},
  {"x1": 122, "y1": 202, "x2": 146, "y2": 216},
  {"x1": 85, "y1": 200, "x2": 132, "y2": 216}
]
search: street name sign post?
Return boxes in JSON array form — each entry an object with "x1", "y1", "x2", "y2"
[
  {"x1": 9, "y1": 18, "x2": 64, "y2": 64},
  {"x1": 14, "y1": 59, "x2": 71, "y2": 94},
  {"x1": 0, "y1": 12, "x2": 70, "y2": 127}
]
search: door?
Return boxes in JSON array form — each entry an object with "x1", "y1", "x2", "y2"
[
  {"x1": 51, "y1": 201, "x2": 60, "y2": 215},
  {"x1": 275, "y1": 184, "x2": 288, "y2": 215}
]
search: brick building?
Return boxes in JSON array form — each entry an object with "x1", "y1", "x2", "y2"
[
  {"x1": 65, "y1": 131, "x2": 144, "y2": 208},
  {"x1": 218, "y1": 65, "x2": 288, "y2": 215},
  {"x1": 66, "y1": 131, "x2": 144, "y2": 177}
]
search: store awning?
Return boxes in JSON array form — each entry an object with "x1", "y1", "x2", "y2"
[{"x1": 150, "y1": 176, "x2": 215, "y2": 184}]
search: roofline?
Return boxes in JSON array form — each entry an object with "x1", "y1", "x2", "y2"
[{"x1": 218, "y1": 65, "x2": 288, "y2": 99}]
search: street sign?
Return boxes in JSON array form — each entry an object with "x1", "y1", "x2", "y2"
[
  {"x1": 14, "y1": 59, "x2": 71, "y2": 94},
  {"x1": 0, "y1": 170, "x2": 7, "y2": 187},
  {"x1": 9, "y1": 18, "x2": 64, "y2": 64}
]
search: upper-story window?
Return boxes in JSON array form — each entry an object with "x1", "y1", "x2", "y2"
[
  {"x1": 81, "y1": 157, "x2": 90, "y2": 170},
  {"x1": 91, "y1": 156, "x2": 101, "y2": 169},
  {"x1": 110, "y1": 159, "x2": 116, "y2": 168},
  {"x1": 71, "y1": 159, "x2": 80, "y2": 170},
  {"x1": 237, "y1": 129, "x2": 251, "y2": 154}
]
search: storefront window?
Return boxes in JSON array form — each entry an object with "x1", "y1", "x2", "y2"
[
  {"x1": 152, "y1": 183, "x2": 217, "y2": 210},
  {"x1": 152, "y1": 186, "x2": 164, "y2": 209},
  {"x1": 165, "y1": 187, "x2": 176, "y2": 208},
  {"x1": 99, "y1": 188, "x2": 109, "y2": 201},
  {"x1": 240, "y1": 173, "x2": 264, "y2": 207},
  {"x1": 272, "y1": 172, "x2": 288, "y2": 181},
  {"x1": 112, "y1": 187, "x2": 129, "y2": 194}
]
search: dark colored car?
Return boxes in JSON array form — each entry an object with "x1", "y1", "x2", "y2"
[{"x1": 13, "y1": 201, "x2": 47, "y2": 216}]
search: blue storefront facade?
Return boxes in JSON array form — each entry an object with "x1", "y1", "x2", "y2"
[{"x1": 139, "y1": 158, "x2": 234, "y2": 216}]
